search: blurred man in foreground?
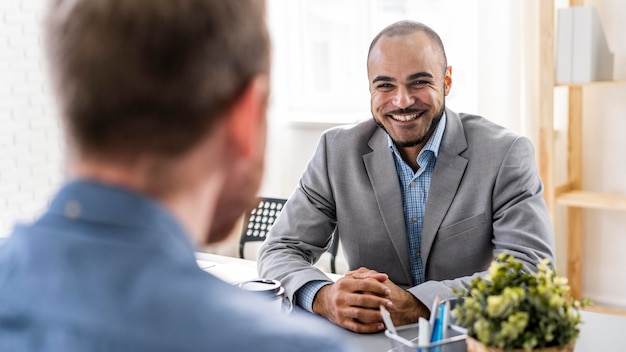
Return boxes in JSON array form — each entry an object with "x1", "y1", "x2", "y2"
[{"x1": 0, "y1": 1, "x2": 356, "y2": 351}]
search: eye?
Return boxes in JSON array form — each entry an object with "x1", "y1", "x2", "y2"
[
  {"x1": 376, "y1": 83, "x2": 394, "y2": 91},
  {"x1": 410, "y1": 80, "x2": 429, "y2": 87}
]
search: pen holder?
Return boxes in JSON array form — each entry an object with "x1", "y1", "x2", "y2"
[{"x1": 385, "y1": 323, "x2": 467, "y2": 352}]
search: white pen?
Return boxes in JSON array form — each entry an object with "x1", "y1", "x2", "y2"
[
  {"x1": 379, "y1": 305, "x2": 397, "y2": 335},
  {"x1": 429, "y1": 296, "x2": 441, "y2": 328},
  {"x1": 418, "y1": 317, "x2": 431, "y2": 349}
]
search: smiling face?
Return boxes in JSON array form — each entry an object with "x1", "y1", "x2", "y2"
[{"x1": 368, "y1": 31, "x2": 452, "y2": 151}]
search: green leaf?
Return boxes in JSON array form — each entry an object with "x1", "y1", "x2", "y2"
[{"x1": 452, "y1": 254, "x2": 590, "y2": 349}]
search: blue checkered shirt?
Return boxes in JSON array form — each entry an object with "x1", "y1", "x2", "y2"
[
  {"x1": 389, "y1": 113, "x2": 446, "y2": 285},
  {"x1": 295, "y1": 114, "x2": 447, "y2": 312}
]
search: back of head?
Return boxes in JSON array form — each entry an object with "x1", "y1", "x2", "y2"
[{"x1": 45, "y1": 0, "x2": 270, "y2": 160}]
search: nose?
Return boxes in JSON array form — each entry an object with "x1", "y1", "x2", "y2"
[{"x1": 392, "y1": 86, "x2": 415, "y2": 109}]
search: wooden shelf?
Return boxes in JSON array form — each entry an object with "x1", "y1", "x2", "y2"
[
  {"x1": 556, "y1": 191, "x2": 626, "y2": 211},
  {"x1": 555, "y1": 79, "x2": 626, "y2": 87},
  {"x1": 539, "y1": 0, "x2": 625, "y2": 312},
  {"x1": 583, "y1": 305, "x2": 626, "y2": 317}
]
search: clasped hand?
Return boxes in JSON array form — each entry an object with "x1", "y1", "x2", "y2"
[{"x1": 311, "y1": 267, "x2": 429, "y2": 333}]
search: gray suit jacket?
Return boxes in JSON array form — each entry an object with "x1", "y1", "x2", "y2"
[{"x1": 258, "y1": 109, "x2": 555, "y2": 309}]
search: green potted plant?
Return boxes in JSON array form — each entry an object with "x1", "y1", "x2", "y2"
[{"x1": 452, "y1": 253, "x2": 588, "y2": 352}]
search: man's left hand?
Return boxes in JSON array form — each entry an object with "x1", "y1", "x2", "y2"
[{"x1": 346, "y1": 268, "x2": 430, "y2": 326}]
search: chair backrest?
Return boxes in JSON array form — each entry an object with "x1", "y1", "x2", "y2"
[
  {"x1": 238, "y1": 196, "x2": 339, "y2": 273},
  {"x1": 239, "y1": 197, "x2": 286, "y2": 259}
]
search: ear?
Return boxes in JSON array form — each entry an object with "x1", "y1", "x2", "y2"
[
  {"x1": 443, "y1": 65, "x2": 452, "y2": 96},
  {"x1": 225, "y1": 75, "x2": 270, "y2": 158}
]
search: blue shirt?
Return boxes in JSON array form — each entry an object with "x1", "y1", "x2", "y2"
[
  {"x1": 296, "y1": 114, "x2": 446, "y2": 311},
  {"x1": 389, "y1": 113, "x2": 446, "y2": 285},
  {"x1": 0, "y1": 180, "x2": 356, "y2": 352}
]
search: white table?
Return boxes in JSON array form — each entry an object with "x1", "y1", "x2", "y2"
[
  {"x1": 195, "y1": 252, "x2": 626, "y2": 352},
  {"x1": 195, "y1": 251, "x2": 343, "y2": 283},
  {"x1": 575, "y1": 310, "x2": 626, "y2": 352},
  {"x1": 195, "y1": 252, "x2": 259, "y2": 284}
]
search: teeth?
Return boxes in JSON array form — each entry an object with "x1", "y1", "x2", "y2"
[{"x1": 389, "y1": 112, "x2": 420, "y2": 122}]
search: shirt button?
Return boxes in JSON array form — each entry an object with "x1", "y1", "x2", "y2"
[
  {"x1": 64, "y1": 200, "x2": 82, "y2": 219},
  {"x1": 415, "y1": 251, "x2": 420, "y2": 257},
  {"x1": 412, "y1": 216, "x2": 418, "y2": 223},
  {"x1": 410, "y1": 181, "x2": 416, "y2": 187}
]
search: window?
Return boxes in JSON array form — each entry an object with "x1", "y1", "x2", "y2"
[{"x1": 267, "y1": 0, "x2": 479, "y2": 125}]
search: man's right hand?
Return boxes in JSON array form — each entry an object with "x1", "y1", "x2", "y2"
[{"x1": 311, "y1": 268, "x2": 392, "y2": 333}]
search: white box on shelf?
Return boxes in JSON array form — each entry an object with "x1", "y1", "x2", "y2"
[
  {"x1": 556, "y1": 6, "x2": 614, "y2": 84},
  {"x1": 556, "y1": 8, "x2": 573, "y2": 83}
]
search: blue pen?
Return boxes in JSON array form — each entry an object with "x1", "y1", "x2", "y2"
[
  {"x1": 430, "y1": 302, "x2": 446, "y2": 352},
  {"x1": 441, "y1": 301, "x2": 450, "y2": 341}
]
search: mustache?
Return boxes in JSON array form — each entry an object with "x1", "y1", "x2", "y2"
[{"x1": 385, "y1": 108, "x2": 423, "y2": 115}]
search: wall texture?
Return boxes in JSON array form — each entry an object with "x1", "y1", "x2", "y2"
[{"x1": 0, "y1": 1, "x2": 64, "y2": 235}]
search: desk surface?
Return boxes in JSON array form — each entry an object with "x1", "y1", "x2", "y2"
[
  {"x1": 195, "y1": 252, "x2": 343, "y2": 282},
  {"x1": 195, "y1": 253, "x2": 626, "y2": 352}
]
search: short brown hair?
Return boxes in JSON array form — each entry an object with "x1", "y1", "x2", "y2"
[
  {"x1": 45, "y1": 0, "x2": 270, "y2": 158},
  {"x1": 368, "y1": 20, "x2": 447, "y2": 71}
]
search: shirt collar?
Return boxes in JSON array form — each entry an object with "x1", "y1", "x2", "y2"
[
  {"x1": 387, "y1": 112, "x2": 447, "y2": 160},
  {"x1": 46, "y1": 179, "x2": 196, "y2": 258}
]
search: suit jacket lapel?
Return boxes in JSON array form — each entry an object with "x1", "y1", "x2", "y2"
[
  {"x1": 421, "y1": 109, "x2": 469, "y2": 267},
  {"x1": 363, "y1": 128, "x2": 413, "y2": 284}
]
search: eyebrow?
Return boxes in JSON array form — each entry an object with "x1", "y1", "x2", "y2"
[
  {"x1": 408, "y1": 72, "x2": 434, "y2": 80},
  {"x1": 372, "y1": 75, "x2": 395, "y2": 84},
  {"x1": 372, "y1": 71, "x2": 434, "y2": 84}
]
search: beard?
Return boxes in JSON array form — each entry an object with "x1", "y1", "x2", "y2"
[{"x1": 374, "y1": 99, "x2": 445, "y2": 148}]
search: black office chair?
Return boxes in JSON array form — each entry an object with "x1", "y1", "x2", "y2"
[
  {"x1": 239, "y1": 197, "x2": 287, "y2": 260},
  {"x1": 238, "y1": 197, "x2": 339, "y2": 273}
]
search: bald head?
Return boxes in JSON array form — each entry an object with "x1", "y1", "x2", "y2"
[{"x1": 367, "y1": 20, "x2": 447, "y2": 72}]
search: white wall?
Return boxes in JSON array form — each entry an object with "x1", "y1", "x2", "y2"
[{"x1": 0, "y1": 1, "x2": 64, "y2": 236}]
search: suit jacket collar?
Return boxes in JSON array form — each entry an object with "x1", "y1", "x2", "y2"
[
  {"x1": 362, "y1": 108, "x2": 468, "y2": 283},
  {"x1": 421, "y1": 108, "x2": 468, "y2": 268},
  {"x1": 363, "y1": 125, "x2": 413, "y2": 285}
]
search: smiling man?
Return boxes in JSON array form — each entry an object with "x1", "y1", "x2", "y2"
[{"x1": 258, "y1": 20, "x2": 555, "y2": 333}]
